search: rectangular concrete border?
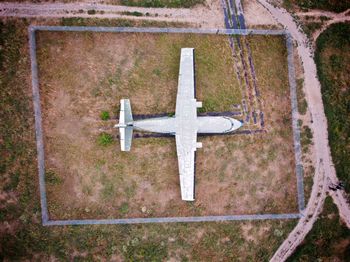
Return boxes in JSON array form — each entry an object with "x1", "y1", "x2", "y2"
[{"x1": 28, "y1": 26, "x2": 304, "y2": 225}]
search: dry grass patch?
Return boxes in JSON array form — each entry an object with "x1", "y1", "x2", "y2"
[{"x1": 36, "y1": 31, "x2": 298, "y2": 219}]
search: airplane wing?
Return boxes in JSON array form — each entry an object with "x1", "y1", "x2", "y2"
[
  {"x1": 175, "y1": 48, "x2": 202, "y2": 201},
  {"x1": 119, "y1": 127, "x2": 133, "y2": 151}
]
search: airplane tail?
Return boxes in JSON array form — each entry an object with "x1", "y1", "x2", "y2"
[{"x1": 115, "y1": 99, "x2": 133, "y2": 151}]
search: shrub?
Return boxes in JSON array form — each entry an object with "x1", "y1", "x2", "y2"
[
  {"x1": 121, "y1": 11, "x2": 143, "y2": 17},
  {"x1": 98, "y1": 133, "x2": 114, "y2": 146},
  {"x1": 45, "y1": 170, "x2": 63, "y2": 185},
  {"x1": 87, "y1": 9, "x2": 96, "y2": 15},
  {"x1": 100, "y1": 111, "x2": 110, "y2": 120}
]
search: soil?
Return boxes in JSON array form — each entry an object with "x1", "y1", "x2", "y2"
[
  {"x1": 0, "y1": 0, "x2": 224, "y2": 28},
  {"x1": 36, "y1": 30, "x2": 298, "y2": 219},
  {"x1": 242, "y1": 0, "x2": 279, "y2": 27}
]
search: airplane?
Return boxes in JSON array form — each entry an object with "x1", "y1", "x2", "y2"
[{"x1": 115, "y1": 48, "x2": 242, "y2": 201}]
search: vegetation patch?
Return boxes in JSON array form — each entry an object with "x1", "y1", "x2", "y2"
[
  {"x1": 287, "y1": 196, "x2": 350, "y2": 261},
  {"x1": 315, "y1": 23, "x2": 350, "y2": 194},
  {"x1": 97, "y1": 133, "x2": 114, "y2": 146},
  {"x1": 120, "y1": 0, "x2": 205, "y2": 8},
  {"x1": 121, "y1": 11, "x2": 144, "y2": 17},
  {"x1": 100, "y1": 111, "x2": 110, "y2": 120},
  {"x1": 283, "y1": 0, "x2": 350, "y2": 13},
  {"x1": 302, "y1": 21, "x2": 323, "y2": 38},
  {"x1": 60, "y1": 17, "x2": 188, "y2": 28},
  {"x1": 296, "y1": 78, "x2": 307, "y2": 115}
]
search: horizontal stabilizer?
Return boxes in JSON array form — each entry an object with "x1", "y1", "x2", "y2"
[{"x1": 118, "y1": 99, "x2": 134, "y2": 151}]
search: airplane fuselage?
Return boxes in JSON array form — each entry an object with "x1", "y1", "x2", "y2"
[{"x1": 131, "y1": 115, "x2": 242, "y2": 134}]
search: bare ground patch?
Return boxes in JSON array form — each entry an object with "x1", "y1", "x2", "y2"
[{"x1": 36, "y1": 31, "x2": 298, "y2": 219}]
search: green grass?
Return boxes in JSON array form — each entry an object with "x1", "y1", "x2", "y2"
[
  {"x1": 296, "y1": 78, "x2": 307, "y2": 115},
  {"x1": 97, "y1": 133, "x2": 114, "y2": 146},
  {"x1": 100, "y1": 111, "x2": 110, "y2": 120},
  {"x1": 284, "y1": 0, "x2": 350, "y2": 13},
  {"x1": 315, "y1": 23, "x2": 350, "y2": 194},
  {"x1": 120, "y1": 0, "x2": 204, "y2": 8},
  {"x1": 45, "y1": 171, "x2": 63, "y2": 185},
  {"x1": 302, "y1": 21, "x2": 323, "y2": 38},
  {"x1": 87, "y1": 9, "x2": 97, "y2": 15},
  {"x1": 301, "y1": 125, "x2": 313, "y2": 153},
  {"x1": 287, "y1": 197, "x2": 350, "y2": 261}
]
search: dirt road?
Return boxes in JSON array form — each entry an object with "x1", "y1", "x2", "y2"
[
  {"x1": 0, "y1": 1, "x2": 224, "y2": 28},
  {"x1": 297, "y1": 8, "x2": 350, "y2": 42},
  {"x1": 257, "y1": 0, "x2": 350, "y2": 261}
]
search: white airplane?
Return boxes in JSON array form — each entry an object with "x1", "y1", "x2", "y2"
[{"x1": 115, "y1": 48, "x2": 242, "y2": 201}]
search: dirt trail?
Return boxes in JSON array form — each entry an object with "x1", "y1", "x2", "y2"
[
  {"x1": 257, "y1": 0, "x2": 350, "y2": 261},
  {"x1": 0, "y1": 1, "x2": 224, "y2": 28},
  {"x1": 297, "y1": 8, "x2": 350, "y2": 42}
]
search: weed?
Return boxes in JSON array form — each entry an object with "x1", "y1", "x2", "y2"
[
  {"x1": 101, "y1": 176, "x2": 115, "y2": 200},
  {"x1": 124, "y1": 181, "x2": 137, "y2": 198},
  {"x1": 60, "y1": 17, "x2": 187, "y2": 28},
  {"x1": 121, "y1": 11, "x2": 144, "y2": 17},
  {"x1": 100, "y1": 111, "x2": 110, "y2": 120},
  {"x1": 301, "y1": 125, "x2": 313, "y2": 149},
  {"x1": 302, "y1": 22, "x2": 323, "y2": 38},
  {"x1": 87, "y1": 9, "x2": 96, "y2": 15},
  {"x1": 296, "y1": 78, "x2": 307, "y2": 115},
  {"x1": 3, "y1": 171, "x2": 20, "y2": 191},
  {"x1": 97, "y1": 133, "x2": 114, "y2": 146},
  {"x1": 119, "y1": 202, "x2": 129, "y2": 214},
  {"x1": 152, "y1": 68, "x2": 161, "y2": 76},
  {"x1": 120, "y1": 0, "x2": 204, "y2": 8},
  {"x1": 45, "y1": 170, "x2": 63, "y2": 185}
]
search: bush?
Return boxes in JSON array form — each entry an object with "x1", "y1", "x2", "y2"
[
  {"x1": 121, "y1": 11, "x2": 143, "y2": 17},
  {"x1": 87, "y1": 9, "x2": 96, "y2": 15},
  {"x1": 97, "y1": 133, "x2": 114, "y2": 146},
  {"x1": 100, "y1": 111, "x2": 110, "y2": 120},
  {"x1": 120, "y1": 0, "x2": 204, "y2": 8},
  {"x1": 45, "y1": 170, "x2": 62, "y2": 185}
]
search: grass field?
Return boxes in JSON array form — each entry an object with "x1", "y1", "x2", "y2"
[
  {"x1": 0, "y1": 18, "x2": 301, "y2": 260},
  {"x1": 315, "y1": 23, "x2": 350, "y2": 196},
  {"x1": 34, "y1": 30, "x2": 299, "y2": 219}
]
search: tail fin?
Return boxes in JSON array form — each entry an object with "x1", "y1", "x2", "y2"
[{"x1": 116, "y1": 99, "x2": 133, "y2": 151}]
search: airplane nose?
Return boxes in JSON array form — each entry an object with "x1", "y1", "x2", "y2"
[{"x1": 229, "y1": 118, "x2": 243, "y2": 132}]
